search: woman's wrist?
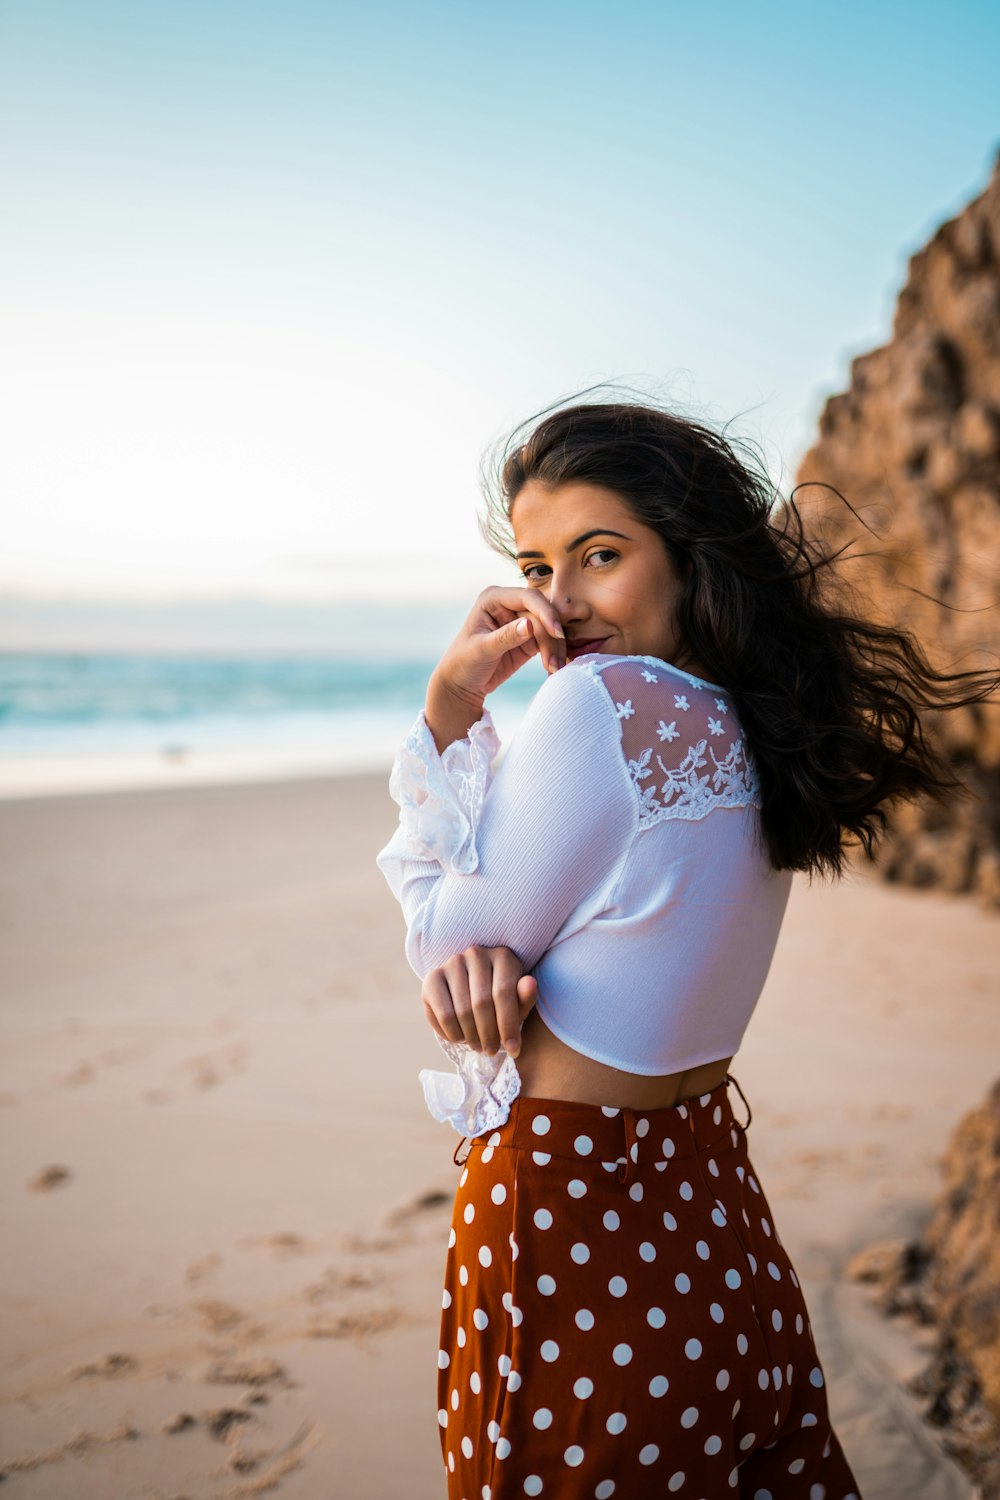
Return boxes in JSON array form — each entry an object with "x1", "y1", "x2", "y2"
[{"x1": 425, "y1": 671, "x2": 488, "y2": 756}]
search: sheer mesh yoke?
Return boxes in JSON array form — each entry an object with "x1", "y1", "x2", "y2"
[{"x1": 376, "y1": 652, "x2": 793, "y2": 1136}]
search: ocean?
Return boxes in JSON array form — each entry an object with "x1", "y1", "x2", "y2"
[{"x1": 0, "y1": 651, "x2": 540, "y2": 798}]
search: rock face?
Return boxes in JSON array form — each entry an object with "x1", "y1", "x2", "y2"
[
  {"x1": 795, "y1": 149, "x2": 1000, "y2": 907},
  {"x1": 846, "y1": 1076, "x2": 1000, "y2": 1496}
]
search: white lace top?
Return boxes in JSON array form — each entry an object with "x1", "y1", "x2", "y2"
[{"x1": 376, "y1": 652, "x2": 793, "y2": 1137}]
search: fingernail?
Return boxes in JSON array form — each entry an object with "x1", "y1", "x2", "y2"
[
  {"x1": 504, "y1": 1039, "x2": 520, "y2": 1058},
  {"x1": 552, "y1": 621, "x2": 564, "y2": 637},
  {"x1": 517, "y1": 618, "x2": 530, "y2": 635}
]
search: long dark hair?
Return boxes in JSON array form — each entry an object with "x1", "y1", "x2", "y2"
[{"x1": 478, "y1": 389, "x2": 1000, "y2": 880}]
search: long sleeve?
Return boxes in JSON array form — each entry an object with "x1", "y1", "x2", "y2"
[{"x1": 376, "y1": 661, "x2": 640, "y2": 1134}]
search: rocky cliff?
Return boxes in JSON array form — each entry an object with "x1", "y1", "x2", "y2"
[
  {"x1": 846, "y1": 1076, "x2": 1000, "y2": 1497},
  {"x1": 795, "y1": 149, "x2": 1000, "y2": 907}
]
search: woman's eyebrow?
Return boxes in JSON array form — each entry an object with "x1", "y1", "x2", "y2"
[{"x1": 515, "y1": 528, "x2": 631, "y2": 560}]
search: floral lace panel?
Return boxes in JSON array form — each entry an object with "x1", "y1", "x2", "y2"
[
  {"x1": 581, "y1": 655, "x2": 761, "y2": 828},
  {"x1": 386, "y1": 706, "x2": 501, "y2": 875},
  {"x1": 419, "y1": 1032, "x2": 522, "y2": 1136}
]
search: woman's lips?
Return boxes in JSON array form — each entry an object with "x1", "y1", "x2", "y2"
[{"x1": 566, "y1": 636, "x2": 608, "y2": 655}]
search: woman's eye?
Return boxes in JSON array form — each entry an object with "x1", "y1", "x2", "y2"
[
  {"x1": 589, "y1": 549, "x2": 617, "y2": 567},
  {"x1": 520, "y1": 551, "x2": 616, "y2": 584}
]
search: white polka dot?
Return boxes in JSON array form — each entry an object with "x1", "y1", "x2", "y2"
[
  {"x1": 713, "y1": 1104, "x2": 722, "y2": 1124},
  {"x1": 712, "y1": 1207, "x2": 727, "y2": 1226},
  {"x1": 705, "y1": 1434, "x2": 722, "y2": 1455},
  {"x1": 663, "y1": 1211, "x2": 677, "y2": 1230},
  {"x1": 809, "y1": 1366, "x2": 824, "y2": 1387},
  {"x1": 801, "y1": 1412, "x2": 818, "y2": 1427},
  {"x1": 464, "y1": 1203, "x2": 475, "y2": 1223},
  {"x1": 451, "y1": 1388, "x2": 459, "y2": 1410},
  {"x1": 532, "y1": 1151, "x2": 551, "y2": 1165},
  {"x1": 606, "y1": 1411, "x2": 627, "y2": 1434},
  {"x1": 716, "y1": 1368, "x2": 730, "y2": 1390},
  {"x1": 647, "y1": 1306, "x2": 666, "y2": 1328},
  {"x1": 748, "y1": 1173, "x2": 760, "y2": 1193},
  {"x1": 448, "y1": 1228, "x2": 456, "y2": 1248},
  {"x1": 508, "y1": 1369, "x2": 522, "y2": 1390},
  {"x1": 534, "y1": 1208, "x2": 553, "y2": 1230},
  {"x1": 708, "y1": 1157, "x2": 720, "y2": 1176},
  {"x1": 639, "y1": 1241, "x2": 657, "y2": 1261},
  {"x1": 761, "y1": 1216, "x2": 772, "y2": 1236},
  {"x1": 725, "y1": 1267, "x2": 741, "y2": 1288},
  {"x1": 470, "y1": 1371, "x2": 481, "y2": 1393},
  {"x1": 524, "y1": 1479, "x2": 543, "y2": 1497},
  {"x1": 568, "y1": 1178, "x2": 587, "y2": 1198},
  {"x1": 574, "y1": 1134, "x2": 593, "y2": 1155},
  {"x1": 765, "y1": 1260, "x2": 780, "y2": 1280},
  {"x1": 753, "y1": 1490, "x2": 772, "y2": 1500},
  {"x1": 574, "y1": 1376, "x2": 593, "y2": 1398},
  {"x1": 511, "y1": 1305, "x2": 523, "y2": 1327},
  {"x1": 479, "y1": 1245, "x2": 492, "y2": 1266},
  {"x1": 601, "y1": 1105, "x2": 620, "y2": 1116},
  {"x1": 685, "y1": 1338, "x2": 702, "y2": 1360},
  {"x1": 571, "y1": 1242, "x2": 590, "y2": 1264},
  {"x1": 460, "y1": 1168, "x2": 469, "y2": 1187},
  {"x1": 532, "y1": 1114, "x2": 551, "y2": 1135},
  {"x1": 438, "y1": 1408, "x2": 448, "y2": 1427},
  {"x1": 609, "y1": 1275, "x2": 628, "y2": 1297},
  {"x1": 462, "y1": 1436, "x2": 474, "y2": 1458},
  {"x1": 537, "y1": 1274, "x2": 556, "y2": 1296},
  {"x1": 457, "y1": 1326, "x2": 466, "y2": 1347},
  {"x1": 639, "y1": 1444, "x2": 659, "y2": 1465},
  {"x1": 772, "y1": 1309, "x2": 782, "y2": 1331},
  {"x1": 603, "y1": 1210, "x2": 620, "y2": 1231},
  {"x1": 679, "y1": 1180, "x2": 693, "y2": 1200},
  {"x1": 788, "y1": 1459, "x2": 805, "y2": 1475},
  {"x1": 649, "y1": 1374, "x2": 669, "y2": 1396},
  {"x1": 629, "y1": 1182, "x2": 644, "y2": 1201},
  {"x1": 675, "y1": 1272, "x2": 691, "y2": 1293},
  {"x1": 498, "y1": 1354, "x2": 511, "y2": 1376},
  {"x1": 438, "y1": 1349, "x2": 450, "y2": 1368},
  {"x1": 496, "y1": 1437, "x2": 511, "y2": 1459},
  {"x1": 668, "y1": 1475, "x2": 685, "y2": 1492},
  {"x1": 696, "y1": 1239, "x2": 710, "y2": 1259},
  {"x1": 710, "y1": 1301, "x2": 725, "y2": 1323},
  {"x1": 661, "y1": 1137, "x2": 676, "y2": 1157},
  {"x1": 772, "y1": 1365, "x2": 782, "y2": 1389},
  {"x1": 442, "y1": 1288, "x2": 452, "y2": 1308},
  {"x1": 448, "y1": 1452, "x2": 454, "y2": 1471},
  {"x1": 533, "y1": 1408, "x2": 553, "y2": 1429},
  {"x1": 635, "y1": 1117, "x2": 650, "y2": 1137},
  {"x1": 795, "y1": 1313, "x2": 804, "y2": 1334},
  {"x1": 739, "y1": 1431, "x2": 756, "y2": 1450},
  {"x1": 575, "y1": 1308, "x2": 595, "y2": 1331},
  {"x1": 510, "y1": 1234, "x2": 520, "y2": 1260},
  {"x1": 541, "y1": 1339, "x2": 560, "y2": 1362},
  {"x1": 487, "y1": 1131, "x2": 501, "y2": 1146},
  {"x1": 748, "y1": 1252, "x2": 758, "y2": 1273},
  {"x1": 613, "y1": 1343, "x2": 633, "y2": 1365},
  {"x1": 488, "y1": 1419, "x2": 501, "y2": 1441},
  {"x1": 459, "y1": 1264, "x2": 469, "y2": 1285},
  {"x1": 737, "y1": 1333, "x2": 749, "y2": 1354},
  {"x1": 491, "y1": 1184, "x2": 507, "y2": 1204},
  {"x1": 681, "y1": 1406, "x2": 699, "y2": 1428},
  {"x1": 564, "y1": 1445, "x2": 584, "y2": 1467},
  {"x1": 596, "y1": 1483, "x2": 615, "y2": 1499},
  {"x1": 474, "y1": 1308, "x2": 489, "y2": 1330},
  {"x1": 810, "y1": 1486, "x2": 826, "y2": 1499},
  {"x1": 758, "y1": 1368, "x2": 770, "y2": 1389}
]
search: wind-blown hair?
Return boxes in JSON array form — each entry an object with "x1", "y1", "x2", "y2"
[{"x1": 478, "y1": 388, "x2": 1000, "y2": 879}]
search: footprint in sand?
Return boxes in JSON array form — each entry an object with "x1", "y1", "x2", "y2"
[
  {"x1": 185, "y1": 1251, "x2": 224, "y2": 1285},
  {"x1": 27, "y1": 1164, "x2": 73, "y2": 1191},
  {"x1": 70, "y1": 1352, "x2": 139, "y2": 1379},
  {"x1": 192, "y1": 1299, "x2": 268, "y2": 1341},
  {"x1": 141, "y1": 1041, "x2": 252, "y2": 1104}
]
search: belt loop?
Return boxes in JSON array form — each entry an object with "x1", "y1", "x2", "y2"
[
  {"x1": 453, "y1": 1134, "x2": 472, "y2": 1166},
  {"x1": 725, "y1": 1074, "x2": 752, "y2": 1133}
]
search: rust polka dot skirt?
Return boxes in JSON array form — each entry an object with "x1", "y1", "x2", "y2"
[{"x1": 437, "y1": 1074, "x2": 864, "y2": 1498}]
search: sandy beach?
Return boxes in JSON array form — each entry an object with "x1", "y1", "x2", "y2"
[{"x1": 1, "y1": 769, "x2": 997, "y2": 1499}]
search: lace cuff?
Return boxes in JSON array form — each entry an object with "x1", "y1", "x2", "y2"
[
  {"x1": 386, "y1": 706, "x2": 501, "y2": 875},
  {"x1": 419, "y1": 1031, "x2": 522, "y2": 1137}
]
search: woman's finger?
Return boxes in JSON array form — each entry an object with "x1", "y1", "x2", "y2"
[
  {"x1": 465, "y1": 946, "x2": 503, "y2": 1053},
  {"x1": 490, "y1": 947, "x2": 530, "y2": 1057},
  {"x1": 441, "y1": 953, "x2": 481, "y2": 1050},
  {"x1": 421, "y1": 968, "x2": 463, "y2": 1044},
  {"x1": 478, "y1": 589, "x2": 566, "y2": 676}
]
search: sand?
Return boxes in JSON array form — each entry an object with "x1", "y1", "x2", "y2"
[{"x1": 1, "y1": 770, "x2": 997, "y2": 1499}]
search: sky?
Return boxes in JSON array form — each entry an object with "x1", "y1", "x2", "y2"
[{"x1": 1, "y1": 0, "x2": 998, "y2": 641}]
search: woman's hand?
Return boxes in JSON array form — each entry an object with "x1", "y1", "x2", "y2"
[
  {"x1": 425, "y1": 584, "x2": 569, "y2": 754},
  {"x1": 422, "y1": 945, "x2": 539, "y2": 1058}
]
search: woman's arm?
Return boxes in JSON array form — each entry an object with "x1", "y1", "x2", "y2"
[{"x1": 376, "y1": 661, "x2": 638, "y2": 980}]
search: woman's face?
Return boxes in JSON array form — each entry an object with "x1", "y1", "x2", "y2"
[{"x1": 510, "y1": 480, "x2": 690, "y2": 667}]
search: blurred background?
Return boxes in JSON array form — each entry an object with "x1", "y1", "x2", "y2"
[
  {"x1": 2, "y1": 0, "x2": 997, "y2": 793},
  {"x1": 2, "y1": 5, "x2": 999, "y2": 1498}
]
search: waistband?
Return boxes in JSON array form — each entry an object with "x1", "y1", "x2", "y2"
[{"x1": 457, "y1": 1073, "x2": 752, "y2": 1178}]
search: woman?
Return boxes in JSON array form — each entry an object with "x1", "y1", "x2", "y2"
[{"x1": 376, "y1": 397, "x2": 996, "y2": 1499}]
